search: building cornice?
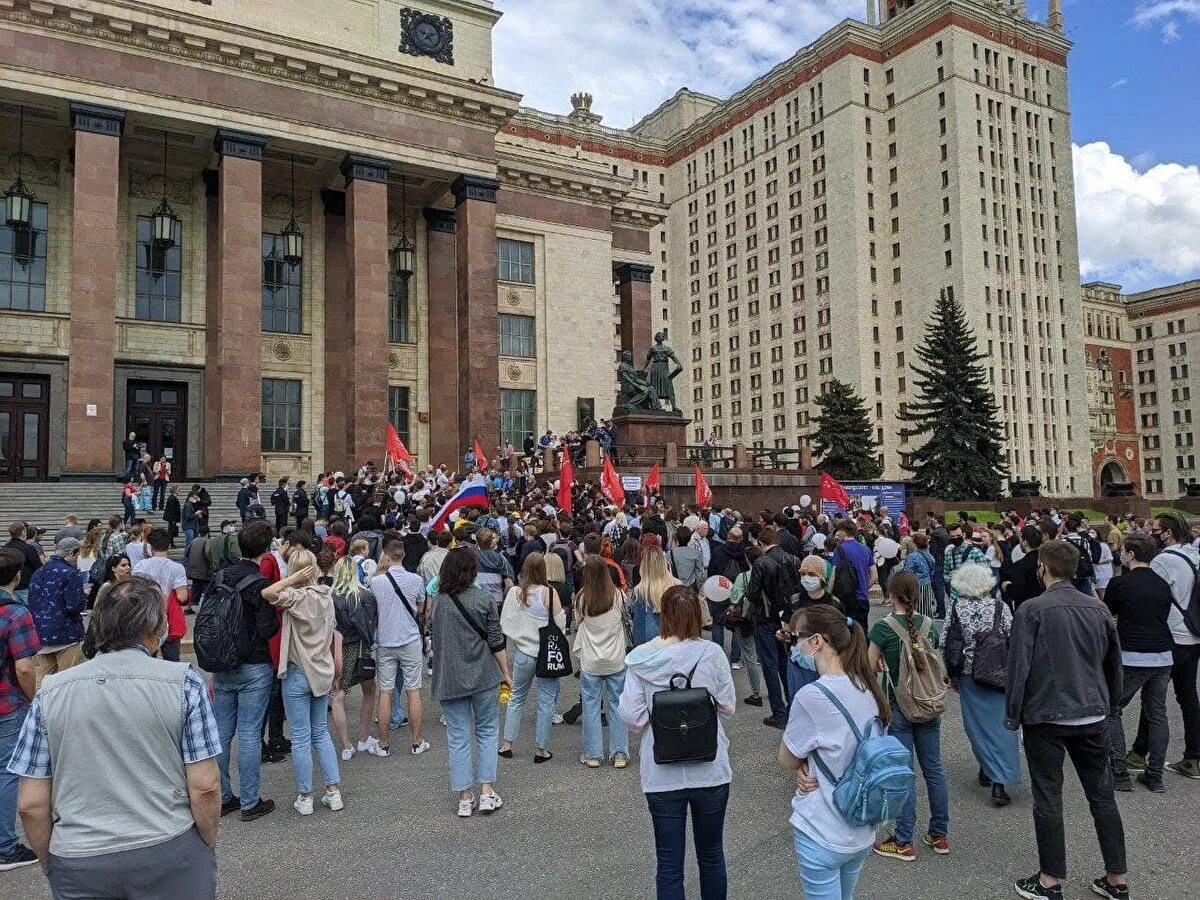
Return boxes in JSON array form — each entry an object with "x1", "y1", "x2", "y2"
[
  {"x1": 495, "y1": 143, "x2": 633, "y2": 206},
  {"x1": 0, "y1": 0, "x2": 522, "y2": 132}
]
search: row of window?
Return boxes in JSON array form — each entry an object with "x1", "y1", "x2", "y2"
[{"x1": 260, "y1": 379, "x2": 411, "y2": 453}]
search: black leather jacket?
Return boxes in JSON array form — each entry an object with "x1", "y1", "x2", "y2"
[{"x1": 745, "y1": 545, "x2": 802, "y2": 625}]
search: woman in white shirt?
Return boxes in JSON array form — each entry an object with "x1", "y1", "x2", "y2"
[
  {"x1": 499, "y1": 552, "x2": 564, "y2": 762},
  {"x1": 778, "y1": 602, "x2": 891, "y2": 899},
  {"x1": 575, "y1": 555, "x2": 630, "y2": 768},
  {"x1": 620, "y1": 585, "x2": 736, "y2": 899}
]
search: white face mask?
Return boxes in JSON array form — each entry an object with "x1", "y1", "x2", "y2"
[{"x1": 801, "y1": 575, "x2": 823, "y2": 592}]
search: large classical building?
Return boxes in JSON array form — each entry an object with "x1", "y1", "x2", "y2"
[
  {"x1": 1081, "y1": 281, "x2": 1140, "y2": 496},
  {"x1": 0, "y1": 0, "x2": 1092, "y2": 490}
]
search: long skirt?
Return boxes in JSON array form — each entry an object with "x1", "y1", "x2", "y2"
[
  {"x1": 917, "y1": 581, "x2": 935, "y2": 619},
  {"x1": 959, "y1": 675, "x2": 1022, "y2": 785}
]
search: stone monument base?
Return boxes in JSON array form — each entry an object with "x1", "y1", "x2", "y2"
[{"x1": 611, "y1": 412, "x2": 689, "y2": 453}]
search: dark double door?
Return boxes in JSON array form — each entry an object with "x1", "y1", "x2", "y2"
[
  {"x1": 127, "y1": 381, "x2": 187, "y2": 480},
  {"x1": 0, "y1": 374, "x2": 49, "y2": 481}
]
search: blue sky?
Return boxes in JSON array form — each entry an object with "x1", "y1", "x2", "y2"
[{"x1": 494, "y1": 0, "x2": 1200, "y2": 292}]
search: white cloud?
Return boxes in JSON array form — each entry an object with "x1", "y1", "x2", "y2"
[
  {"x1": 1073, "y1": 142, "x2": 1200, "y2": 291},
  {"x1": 1109, "y1": 77, "x2": 1129, "y2": 89},
  {"x1": 493, "y1": 0, "x2": 862, "y2": 124},
  {"x1": 1128, "y1": 1, "x2": 1199, "y2": 42},
  {"x1": 1162, "y1": 19, "x2": 1181, "y2": 40}
]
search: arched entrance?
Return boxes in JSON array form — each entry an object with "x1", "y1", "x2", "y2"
[{"x1": 1099, "y1": 459, "x2": 1127, "y2": 491}]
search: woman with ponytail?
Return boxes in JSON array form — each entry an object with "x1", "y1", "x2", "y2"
[
  {"x1": 778, "y1": 603, "x2": 888, "y2": 898},
  {"x1": 867, "y1": 571, "x2": 951, "y2": 863}
]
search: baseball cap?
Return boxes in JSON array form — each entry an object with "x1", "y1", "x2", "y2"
[{"x1": 55, "y1": 535, "x2": 82, "y2": 553}]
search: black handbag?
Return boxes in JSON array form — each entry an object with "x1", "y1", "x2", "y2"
[
  {"x1": 942, "y1": 605, "x2": 965, "y2": 678},
  {"x1": 650, "y1": 659, "x2": 718, "y2": 764},
  {"x1": 353, "y1": 648, "x2": 376, "y2": 682},
  {"x1": 971, "y1": 600, "x2": 1010, "y2": 692},
  {"x1": 536, "y1": 602, "x2": 573, "y2": 679}
]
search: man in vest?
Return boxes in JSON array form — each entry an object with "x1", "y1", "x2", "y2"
[{"x1": 9, "y1": 577, "x2": 221, "y2": 897}]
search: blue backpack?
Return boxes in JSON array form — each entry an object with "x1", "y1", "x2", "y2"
[{"x1": 808, "y1": 682, "x2": 914, "y2": 827}]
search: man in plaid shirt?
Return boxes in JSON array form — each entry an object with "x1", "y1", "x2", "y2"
[
  {"x1": 8, "y1": 577, "x2": 221, "y2": 896},
  {"x1": 943, "y1": 522, "x2": 987, "y2": 612},
  {"x1": 0, "y1": 547, "x2": 40, "y2": 871}
]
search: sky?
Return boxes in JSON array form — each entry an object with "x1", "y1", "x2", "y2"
[{"x1": 492, "y1": 0, "x2": 1200, "y2": 293}]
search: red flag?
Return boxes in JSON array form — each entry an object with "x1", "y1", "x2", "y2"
[
  {"x1": 693, "y1": 464, "x2": 713, "y2": 508},
  {"x1": 472, "y1": 438, "x2": 488, "y2": 472},
  {"x1": 558, "y1": 454, "x2": 574, "y2": 512},
  {"x1": 820, "y1": 471, "x2": 851, "y2": 510},
  {"x1": 601, "y1": 457, "x2": 625, "y2": 508},
  {"x1": 646, "y1": 462, "x2": 661, "y2": 494},
  {"x1": 386, "y1": 424, "x2": 414, "y2": 464}
]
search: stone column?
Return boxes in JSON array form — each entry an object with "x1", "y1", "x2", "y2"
[
  {"x1": 205, "y1": 129, "x2": 266, "y2": 478},
  {"x1": 452, "y1": 175, "x2": 500, "y2": 454},
  {"x1": 615, "y1": 262, "x2": 654, "y2": 362},
  {"x1": 321, "y1": 189, "x2": 349, "y2": 470},
  {"x1": 65, "y1": 103, "x2": 123, "y2": 476},
  {"x1": 424, "y1": 208, "x2": 459, "y2": 467},
  {"x1": 341, "y1": 154, "x2": 391, "y2": 466}
]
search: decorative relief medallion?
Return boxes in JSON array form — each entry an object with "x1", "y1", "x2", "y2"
[
  {"x1": 389, "y1": 351, "x2": 401, "y2": 371},
  {"x1": 507, "y1": 364, "x2": 523, "y2": 382},
  {"x1": 271, "y1": 340, "x2": 293, "y2": 362},
  {"x1": 400, "y1": 9, "x2": 454, "y2": 65},
  {"x1": 505, "y1": 288, "x2": 522, "y2": 307}
]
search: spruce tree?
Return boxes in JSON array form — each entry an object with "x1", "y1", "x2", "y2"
[
  {"x1": 898, "y1": 288, "x2": 1009, "y2": 500},
  {"x1": 808, "y1": 378, "x2": 883, "y2": 480}
]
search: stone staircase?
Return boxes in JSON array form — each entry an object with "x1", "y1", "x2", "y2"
[{"x1": 0, "y1": 481, "x2": 244, "y2": 553}]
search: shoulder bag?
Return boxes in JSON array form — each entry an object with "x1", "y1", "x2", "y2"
[
  {"x1": 971, "y1": 600, "x2": 1010, "y2": 691},
  {"x1": 536, "y1": 588, "x2": 573, "y2": 678},
  {"x1": 450, "y1": 592, "x2": 505, "y2": 653},
  {"x1": 650, "y1": 657, "x2": 718, "y2": 764}
]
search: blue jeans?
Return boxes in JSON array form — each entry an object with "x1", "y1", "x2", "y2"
[
  {"x1": 442, "y1": 688, "x2": 500, "y2": 792},
  {"x1": 793, "y1": 827, "x2": 870, "y2": 899},
  {"x1": 280, "y1": 663, "x2": 340, "y2": 794},
  {"x1": 707, "y1": 602, "x2": 739, "y2": 663},
  {"x1": 183, "y1": 528, "x2": 196, "y2": 555},
  {"x1": 123, "y1": 497, "x2": 136, "y2": 526},
  {"x1": 645, "y1": 783, "x2": 730, "y2": 900},
  {"x1": 931, "y1": 567, "x2": 946, "y2": 617},
  {"x1": 0, "y1": 706, "x2": 29, "y2": 854},
  {"x1": 213, "y1": 663, "x2": 274, "y2": 810},
  {"x1": 503, "y1": 650, "x2": 559, "y2": 750},
  {"x1": 889, "y1": 705, "x2": 950, "y2": 844},
  {"x1": 390, "y1": 689, "x2": 409, "y2": 729},
  {"x1": 581, "y1": 670, "x2": 629, "y2": 760},
  {"x1": 755, "y1": 622, "x2": 788, "y2": 719}
]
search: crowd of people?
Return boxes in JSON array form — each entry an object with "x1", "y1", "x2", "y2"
[{"x1": 0, "y1": 456, "x2": 1197, "y2": 899}]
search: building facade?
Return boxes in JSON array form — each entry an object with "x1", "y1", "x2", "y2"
[
  {"x1": 1127, "y1": 280, "x2": 1200, "y2": 499},
  {"x1": 0, "y1": 0, "x2": 1092, "y2": 491},
  {"x1": 1080, "y1": 281, "x2": 1140, "y2": 495}
]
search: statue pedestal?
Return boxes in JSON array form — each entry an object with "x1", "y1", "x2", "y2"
[{"x1": 612, "y1": 412, "x2": 689, "y2": 455}]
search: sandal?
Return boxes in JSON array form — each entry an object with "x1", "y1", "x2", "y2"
[
  {"x1": 497, "y1": 746, "x2": 514, "y2": 759},
  {"x1": 580, "y1": 755, "x2": 601, "y2": 768},
  {"x1": 533, "y1": 750, "x2": 553, "y2": 764}
]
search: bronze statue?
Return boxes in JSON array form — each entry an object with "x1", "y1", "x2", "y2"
[
  {"x1": 643, "y1": 332, "x2": 683, "y2": 412},
  {"x1": 616, "y1": 350, "x2": 662, "y2": 412}
]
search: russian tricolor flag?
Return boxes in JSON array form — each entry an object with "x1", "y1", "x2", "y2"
[{"x1": 430, "y1": 482, "x2": 490, "y2": 533}]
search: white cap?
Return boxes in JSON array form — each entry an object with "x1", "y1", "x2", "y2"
[
  {"x1": 683, "y1": 515, "x2": 701, "y2": 530},
  {"x1": 811, "y1": 533, "x2": 827, "y2": 550}
]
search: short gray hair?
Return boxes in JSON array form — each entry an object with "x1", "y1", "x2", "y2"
[
  {"x1": 949, "y1": 562, "x2": 996, "y2": 600},
  {"x1": 88, "y1": 575, "x2": 166, "y2": 655}
]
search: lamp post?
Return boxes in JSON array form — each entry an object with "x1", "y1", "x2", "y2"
[
  {"x1": 151, "y1": 130, "x2": 178, "y2": 252},
  {"x1": 281, "y1": 153, "x2": 303, "y2": 266},
  {"x1": 4, "y1": 106, "x2": 34, "y2": 231}
]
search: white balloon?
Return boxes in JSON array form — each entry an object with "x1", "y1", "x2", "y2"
[{"x1": 800, "y1": 494, "x2": 812, "y2": 508}]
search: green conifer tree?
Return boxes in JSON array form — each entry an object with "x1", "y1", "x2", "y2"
[
  {"x1": 898, "y1": 288, "x2": 1009, "y2": 500},
  {"x1": 808, "y1": 378, "x2": 883, "y2": 480}
]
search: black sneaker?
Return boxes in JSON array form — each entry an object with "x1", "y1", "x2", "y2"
[
  {"x1": 0, "y1": 843, "x2": 38, "y2": 871},
  {"x1": 261, "y1": 748, "x2": 285, "y2": 764},
  {"x1": 1113, "y1": 775, "x2": 1133, "y2": 792},
  {"x1": 991, "y1": 783, "x2": 1011, "y2": 807},
  {"x1": 743, "y1": 694, "x2": 763, "y2": 707},
  {"x1": 220, "y1": 795, "x2": 241, "y2": 817},
  {"x1": 239, "y1": 798, "x2": 275, "y2": 822},
  {"x1": 763, "y1": 715, "x2": 787, "y2": 730},
  {"x1": 978, "y1": 768, "x2": 993, "y2": 788},
  {"x1": 1136, "y1": 772, "x2": 1165, "y2": 793},
  {"x1": 561, "y1": 704, "x2": 581, "y2": 725},
  {"x1": 1091, "y1": 876, "x2": 1130, "y2": 899},
  {"x1": 1014, "y1": 874, "x2": 1063, "y2": 899}
]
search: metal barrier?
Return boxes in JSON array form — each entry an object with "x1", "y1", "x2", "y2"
[
  {"x1": 681, "y1": 444, "x2": 737, "y2": 469},
  {"x1": 750, "y1": 448, "x2": 805, "y2": 470}
]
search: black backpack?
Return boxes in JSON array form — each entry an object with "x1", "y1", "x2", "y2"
[
  {"x1": 1163, "y1": 550, "x2": 1200, "y2": 638},
  {"x1": 193, "y1": 569, "x2": 262, "y2": 673},
  {"x1": 831, "y1": 555, "x2": 861, "y2": 611},
  {"x1": 1066, "y1": 533, "x2": 1097, "y2": 581},
  {"x1": 651, "y1": 659, "x2": 718, "y2": 764}
]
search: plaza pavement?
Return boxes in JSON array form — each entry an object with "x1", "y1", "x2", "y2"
[{"x1": 6, "y1": 609, "x2": 1198, "y2": 900}]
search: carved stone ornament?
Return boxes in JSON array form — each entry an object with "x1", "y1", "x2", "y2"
[
  {"x1": 129, "y1": 167, "x2": 193, "y2": 205},
  {"x1": 400, "y1": 9, "x2": 454, "y2": 65},
  {"x1": 505, "y1": 288, "x2": 522, "y2": 307},
  {"x1": 0, "y1": 152, "x2": 59, "y2": 187},
  {"x1": 389, "y1": 351, "x2": 401, "y2": 371},
  {"x1": 271, "y1": 340, "x2": 293, "y2": 362},
  {"x1": 506, "y1": 364, "x2": 523, "y2": 382}
]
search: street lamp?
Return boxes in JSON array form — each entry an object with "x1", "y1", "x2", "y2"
[
  {"x1": 390, "y1": 172, "x2": 414, "y2": 282},
  {"x1": 282, "y1": 153, "x2": 303, "y2": 266},
  {"x1": 4, "y1": 106, "x2": 33, "y2": 231},
  {"x1": 151, "y1": 130, "x2": 178, "y2": 251}
]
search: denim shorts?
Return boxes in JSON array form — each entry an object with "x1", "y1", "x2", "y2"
[{"x1": 375, "y1": 640, "x2": 424, "y2": 692}]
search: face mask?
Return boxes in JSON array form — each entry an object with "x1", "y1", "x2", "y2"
[
  {"x1": 800, "y1": 575, "x2": 822, "y2": 592},
  {"x1": 791, "y1": 636, "x2": 819, "y2": 671},
  {"x1": 949, "y1": 536, "x2": 964, "y2": 547},
  {"x1": 157, "y1": 626, "x2": 169, "y2": 650}
]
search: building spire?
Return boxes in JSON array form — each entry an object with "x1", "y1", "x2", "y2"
[
  {"x1": 1048, "y1": 0, "x2": 1063, "y2": 31},
  {"x1": 866, "y1": 0, "x2": 878, "y2": 26}
]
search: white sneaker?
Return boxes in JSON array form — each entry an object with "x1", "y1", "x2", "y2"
[
  {"x1": 731, "y1": 663, "x2": 743, "y2": 670},
  {"x1": 411, "y1": 740, "x2": 431, "y2": 755},
  {"x1": 341, "y1": 747, "x2": 355, "y2": 761},
  {"x1": 293, "y1": 794, "x2": 314, "y2": 816},
  {"x1": 478, "y1": 792, "x2": 503, "y2": 813},
  {"x1": 368, "y1": 744, "x2": 391, "y2": 757},
  {"x1": 356, "y1": 737, "x2": 379, "y2": 753},
  {"x1": 439, "y1": 715, "x2": 447, "y2": 726},
  {"x1": 457, "y1": 794, "x2": 475, "y2": 818},
  {"x1": 320, "y1": 788, "x2": 344, "y2": 811},
  {"x1": 552, "y1": 713, "x2": 564, "y2": 725}
]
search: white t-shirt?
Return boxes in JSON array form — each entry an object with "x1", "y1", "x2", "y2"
[
  {"x1": 783, "y1": 673, "x2": 881, "y2": 854},
  {"x1": 132, "y1": 555, "x2": 188, "y2": 602},
  {"x1": 370, "y1": 565, "x2": 424, "y2": 649}
]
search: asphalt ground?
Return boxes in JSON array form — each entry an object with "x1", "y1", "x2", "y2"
[{"x1": 6, "y1": 607, "x2": 1199, "y2": 900}]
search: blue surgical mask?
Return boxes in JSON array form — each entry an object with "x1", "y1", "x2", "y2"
[{"x1": 790, "y1": 636, "x2": 818, "y2": 671}]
